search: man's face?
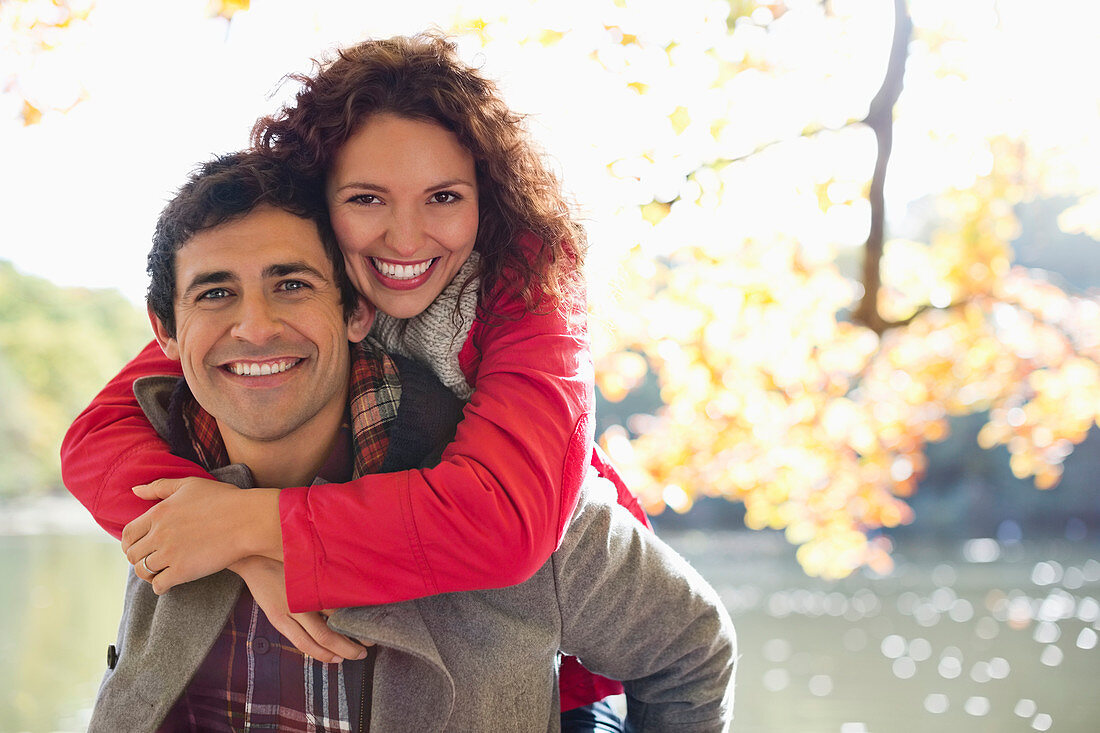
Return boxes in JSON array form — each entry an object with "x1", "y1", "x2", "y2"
[{"x1": 151, "y1": 205, "x2": 371, "y2": 445}]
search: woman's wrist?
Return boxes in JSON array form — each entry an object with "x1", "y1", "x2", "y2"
[{"x1": 239, "y1": 488, "x2": 284, "y2": 562}]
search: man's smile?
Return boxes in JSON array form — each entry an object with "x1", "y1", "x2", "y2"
[{"x1": 221, "y1": 357, "x2": 304, "y2": 377}]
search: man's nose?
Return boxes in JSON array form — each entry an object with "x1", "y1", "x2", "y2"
[{"x1": 231, "y1": 293, "x2": 283, "y2": 343}]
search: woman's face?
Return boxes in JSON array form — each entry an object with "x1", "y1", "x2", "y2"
[{"x1": 326, "y1": 113, "x2": 480, "y2": 320}]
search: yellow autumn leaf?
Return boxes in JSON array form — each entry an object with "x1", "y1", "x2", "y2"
[
  {"x1": 640, "y1": 200, "x2": 672, "y2": 225},
  {"x1": 669, "y1": 105, "x2": 691, "y2": 134}
]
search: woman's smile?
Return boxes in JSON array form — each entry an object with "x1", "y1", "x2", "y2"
[{"x1": 370, "y1": 256, "x2": 439, "y2": 285}]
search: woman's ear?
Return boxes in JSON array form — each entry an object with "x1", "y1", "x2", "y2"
[
  {"x1": 148, "y1": 305, "x2": 181, "y2": 360},
  {"x1": 346, "y1": 294, "x2": 375, "y2": 343}
]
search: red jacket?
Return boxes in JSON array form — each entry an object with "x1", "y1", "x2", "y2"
[{"x1": 61, "y1": 286, "x2": 647, "y2": 710}]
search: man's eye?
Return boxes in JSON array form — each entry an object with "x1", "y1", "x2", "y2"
[
  {"x1": 278, "y1": 280, "x2": 309, "y2": 292},
  {"x1": 199, "y1": 288, "x2": 231, "y2": 301},
  {"x1": 429, "y1": 191, "x2": 460, "y2": 204}
]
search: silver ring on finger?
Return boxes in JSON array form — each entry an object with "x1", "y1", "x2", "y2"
[{"x1": 142, "y1": 555, "x2": 159, "y2": 576}]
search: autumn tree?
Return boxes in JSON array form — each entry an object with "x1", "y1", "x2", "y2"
[{"x1": 572, "y1": 0, "x2": 1100, "y2": 577}]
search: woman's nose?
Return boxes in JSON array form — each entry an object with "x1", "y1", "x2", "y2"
[{"x1": 383, "y1": 207, "x2": 425, "y2": 257}]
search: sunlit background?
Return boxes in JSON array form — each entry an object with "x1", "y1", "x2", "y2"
[{"x1": 2, "y1": 0, "x2": 1098, "y2": 730}]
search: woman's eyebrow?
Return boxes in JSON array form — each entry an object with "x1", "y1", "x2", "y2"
[
  {"x1": 424, "y1": 178, "x2": 475, "y2": 192},
  {"x1": 332, "y1": 178, "x2": 475, "y2": 195},
  {"x1": 333, "y1": 181, "x2": 390, "y2": 194}
]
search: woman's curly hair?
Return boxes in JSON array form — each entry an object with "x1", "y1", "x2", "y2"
[{"x1": 251, "y1": 32, "x2": 586, "y2": 315}]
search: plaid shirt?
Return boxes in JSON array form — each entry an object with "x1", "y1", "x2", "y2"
[{"x1": 159, "y1": 342, "x2": 400, "y2": 732}]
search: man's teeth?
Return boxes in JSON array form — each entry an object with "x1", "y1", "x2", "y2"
[
  {"x1": 372, "y1": 258, "x2": 434, "y2": 280},
  {"x1": 227, "y1": 359, "x2": 299, "y2": 376}
]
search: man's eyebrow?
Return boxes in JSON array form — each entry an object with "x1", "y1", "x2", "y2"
[
  {"x1": 264, "y1": 261, "x2": 330, "y2": 282},
  {"x1": 180, "y1": 270, "x2": 235, "y2": 300}
]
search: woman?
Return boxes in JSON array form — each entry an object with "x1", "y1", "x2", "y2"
[{"x1": 62, "y1": 32, "x2": 647, "y2": 728}]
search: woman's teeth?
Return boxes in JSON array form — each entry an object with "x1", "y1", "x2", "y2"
[
  {"x1": 227, "y1": 359, "x2": 300, "y2": 376},
  {"x1": 372, "y1": 258, "x2": 434, "y2": 280}
]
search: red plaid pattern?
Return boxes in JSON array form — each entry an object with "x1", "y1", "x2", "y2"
[
  {"x1": 348, "y1": 341, "x2": 400, "y2": 477},
  {"x1": 182, "y1": 398, "x2": 228, "y2": 471},
  {"x1": 161, "y1": 342, "x2": 399, "y2": 732},
  {"x1": 158, "y1": 593, "x2": 363, "y2": 732}
]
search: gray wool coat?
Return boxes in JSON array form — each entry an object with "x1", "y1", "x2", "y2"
[{"x1": 89, "y1": 377, "x2": 736, "y2": 732}]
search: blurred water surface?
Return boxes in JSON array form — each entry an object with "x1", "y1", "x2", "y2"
[
  {"x1": 671, "y1": 529, "x2": 1100, "y2": 732},
  {"x1": 1, "y1": 502, "x2": 1097, "y2": 732},
  {"x1": 1, "y1": 531, "x2": 126, "y2": 732}
]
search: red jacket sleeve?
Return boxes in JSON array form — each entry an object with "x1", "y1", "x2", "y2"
[
  {"x1": 279, "y1": 289, "x2": 595, "y2": 610},
  {"x1": 60, "y1": 340, "x2": 213, "y2": 539}
]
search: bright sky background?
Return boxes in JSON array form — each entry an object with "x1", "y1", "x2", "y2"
[{"x1": 1, "y1": 0, "x2": 1097, "y2": 304}]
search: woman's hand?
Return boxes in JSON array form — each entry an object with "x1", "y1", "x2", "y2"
[
  {"x1": 123, "y1": 477, "x2": 282, "y2": 594},
  {"x1": 230, "y1": 556, "x2": 371, "y2": 664}
]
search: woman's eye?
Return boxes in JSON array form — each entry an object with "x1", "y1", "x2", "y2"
[
  {"x1": 429, "y1": 191, "x2": 460, "y2": 204},
  {"x1": 348, "y1": 193, "x2": 381, "y2": 205}
]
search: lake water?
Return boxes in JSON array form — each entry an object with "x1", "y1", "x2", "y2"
[
  {"x1": 672, "y1": 530, "x2": 1100, "y2": 732},
  {"x1": 2, "y1": 499, "x2": 1098, "y2": 732}
]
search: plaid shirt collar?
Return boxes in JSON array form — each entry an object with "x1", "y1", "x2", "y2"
[{"x1": 178, "y1": 340, "x2": 401, "y2": 479}]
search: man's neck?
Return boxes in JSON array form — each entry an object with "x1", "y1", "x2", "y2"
[{"x1": 218, "y1": 391, "x2": 347, "y2": 489}]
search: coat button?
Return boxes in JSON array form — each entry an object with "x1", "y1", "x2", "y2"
[
  {"x1": 106, "y1": 644, "x2": 119, "y2": 669},
  {"x1": 253, "y1": 637, "x2": 270, "y2": 654}
]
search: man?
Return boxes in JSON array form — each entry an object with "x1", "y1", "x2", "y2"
[{"x1": 90, "y1": 152, "x2": 736, "y2": 731}]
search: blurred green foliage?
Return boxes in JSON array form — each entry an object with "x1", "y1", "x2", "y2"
[{"x1": 0, "y1": 260, "x2": 149, "y2": 496}]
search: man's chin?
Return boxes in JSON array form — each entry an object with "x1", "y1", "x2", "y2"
[
  {"x1": 219, "y1": 418, "x2": 302, "y2": 445},
  {"x1": 203, "y1": 395, "x2": 306, "y2": 443}
]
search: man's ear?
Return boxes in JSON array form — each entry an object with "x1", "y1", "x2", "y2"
[
  {"x1": 147, "y1": 305, "x2": 181, "y2": 361},
  {"x1": 346, "y1": 294, "x2": 375, "y2": 344}
]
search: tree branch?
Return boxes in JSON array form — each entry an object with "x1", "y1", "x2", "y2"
[
  {"x1": 852, "y1": 0, "x2": 913, "y2": 335},
  {"x1": 709, "y1": 119, "x2": 861, "y2": 169}
]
